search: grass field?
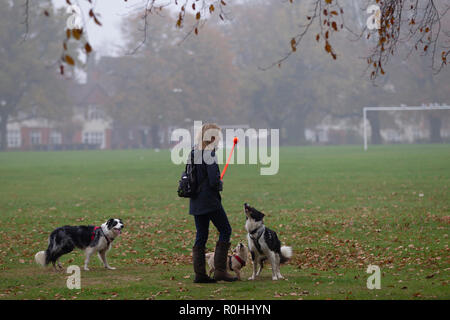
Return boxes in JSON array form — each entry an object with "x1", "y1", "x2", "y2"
[{"x1": 0, "y1": 145, "x2": 449, "y2": 300}]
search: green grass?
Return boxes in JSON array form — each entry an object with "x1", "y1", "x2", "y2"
[{"x1": 0, "y1": 145, "x2": 448, "y2": 300}]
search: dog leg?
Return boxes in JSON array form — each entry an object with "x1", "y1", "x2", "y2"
[
  {"x1": 248, "y1": 252, "x2": 257, "y2": 280},
  {"x1": 207, "y1": 253, "x2": 214, "y2": 277},
  {"x1": 256, "y1": 258, "x2": 264, "y2": 276},
  {"x1": 275, "y1": 254, "x2": 284, "y2": 279},
  {"x1": 235, "y1": 269, "x2": 241, "y2": 281},
  {"x1": 98, "y1": 250, "x2": 115, "y2": 270},
  {"x1": 268, "y1": 252, "x2": 278, "y2": 280},
  {"x1": 84, "y1": 247, "x2": 95, "y2": 271},
  {"x1": 52, "y1": 261, "x2": 60, "y2": 272}
]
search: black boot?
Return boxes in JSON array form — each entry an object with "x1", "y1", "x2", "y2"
[
  {"x1": 192, "y1": 246, "x2": 216, "y2": 283},
  {"x1": 213, "y1": 241, "x2": 238, "y2": 282}
]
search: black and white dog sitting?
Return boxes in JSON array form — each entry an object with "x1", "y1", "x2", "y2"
[
  {"x1": 244, "y1": 203, "x2": 292, "y2": 281},
  {"x1": 35, "y1": 219, "x2": 124, "y2": 271}
]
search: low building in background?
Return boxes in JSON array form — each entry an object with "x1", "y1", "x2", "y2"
[{"x1": 6, "y1": 83, "x2": 112, "y2": 151}]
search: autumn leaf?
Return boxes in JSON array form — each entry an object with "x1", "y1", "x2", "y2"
[
  {"x1": 85, "y1": 42, "x2": 92, "y2": 54},
  {"x1": 331, "y1": 21, "x2": 338, "y2": 31},
  {"x1": 290, "y1": 38, "x2": 297, "y2": 52},
  {"x1": 64, "y1": 55, "x2": 75, "y2": 66},
  {"x1": 93, "y1": 16, "x2": 102, "y2": 26},
  {"x1": 176, "y1": 14, "x2": 182, "y2": 28},
  {"x1": 72, "y1": 28, "x2": 82, "y2": 40}
]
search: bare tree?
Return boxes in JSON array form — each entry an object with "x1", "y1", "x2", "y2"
[{"x1": 21, "y1": 0, "x2": 450, "y2": 78}]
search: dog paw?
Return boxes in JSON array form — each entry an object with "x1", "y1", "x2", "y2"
[
  {"x1": 84, "y1": 267, "x2": 90, "y2": 271},
  {"x1": 248, "y1": 276, "x2": 255, "y2": 281},
  {"x1": 106, "y1": 266, "x2": 116, "y2": 270}
]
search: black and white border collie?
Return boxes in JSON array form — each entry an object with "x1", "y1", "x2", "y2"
[
  {"x1": 35, "y1": 218, "x2": 124, "y2": 271},
  {"x1": 244, "y1": 203, "x2": 292, "y2": 280}
]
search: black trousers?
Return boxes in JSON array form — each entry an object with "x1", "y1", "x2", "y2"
[{"x1": 194, "y1": 205, "x2": 232, "y2": 247}]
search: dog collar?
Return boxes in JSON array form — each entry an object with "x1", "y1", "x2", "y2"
[
  {"x1": 234, "y1": 255, "x2": 246, "y2": 267},
  {"x1": 99, "y1": 227, "x2": 113, "y2": 245},
  {"x1": 249, "y1": 227, "x2": 262, "y2": 234},
  {"x1": 249, "y1": 226, "x2": 264, "y2": 238},
  {"x1": 228, "y1": 255, "x2": 246, "y2": 271}
]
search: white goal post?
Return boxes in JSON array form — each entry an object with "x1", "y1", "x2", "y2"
[{"x1": 363, "y1": 105, "x2": 450, "y2": 150}]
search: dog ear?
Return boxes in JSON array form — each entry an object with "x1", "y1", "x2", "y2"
[
  {"x1": 106, "y1": 219, "x2": 114, "y2": 229},
  {"x1": 255, "y1": 207, "x2": 265, "y2": 218},
  {"x1": 250, "y1": 208, "x2": 264, "y2": 221}
]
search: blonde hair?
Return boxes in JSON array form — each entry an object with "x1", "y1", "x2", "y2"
[{"x1": 196, "y1": 123, "x2": 221, "y2": 150}]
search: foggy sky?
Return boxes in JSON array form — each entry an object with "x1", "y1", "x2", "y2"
[{"x1": 52, "y1": 0, "x2": 201, "y2": 57}]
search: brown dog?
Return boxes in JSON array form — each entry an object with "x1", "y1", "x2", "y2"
[{"x1": 206, "y1": 242, "x2": 248, "y2": 280}]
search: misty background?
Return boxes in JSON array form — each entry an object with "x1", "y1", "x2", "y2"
[{"x1": 1, "y1": 0, "x2": 449, "y2": 151}]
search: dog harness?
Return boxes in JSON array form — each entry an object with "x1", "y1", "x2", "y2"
[
  {"x1": 91, "y1": 226, "x2": 101, "y2": 241},
  {"x1": 228, "y1": 255, "x2": 246, "y2": 271},
  {"x1": 91, "y1": 226, "x2": 112, "y2": 245},
  {"x1": 249, "y1": 226, "x2": 265, "y2": 255}
]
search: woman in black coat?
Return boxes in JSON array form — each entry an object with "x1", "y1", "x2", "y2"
[{"x1": 190, "y1": 123, "x2": 237, "y2": 283}]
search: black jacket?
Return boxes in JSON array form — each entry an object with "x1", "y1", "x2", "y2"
[{"x1": 189, "y1": 149, "x2": 223, "y2": 215}]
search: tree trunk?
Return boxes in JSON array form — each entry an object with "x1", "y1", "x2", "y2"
[
  {"x1": 151, "y1": 124, "x2": 160, "y2": 149},
  {"x1": 367, "y1": 111, "x2": 382, "y2": 145},
  {"x1": 0, "y1": 111, "x2": 8, "y2": 151},
  {"x1": 296, "y1": 117, "x2": 306, "y2": 145},
  {"x1": 429, "y1": 115, "x2": 442, "y2": 143}
]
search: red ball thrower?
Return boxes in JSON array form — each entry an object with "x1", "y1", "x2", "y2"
[{"x1": 220, "y1": 137, "x2": 239, "y2": 180}]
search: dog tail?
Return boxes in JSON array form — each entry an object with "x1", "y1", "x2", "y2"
[
  {"x1": 36, "y1": 234, "x2": 56, "y2": 267},
  {"x1": 280, "y1": 246, "x2": 292, "y2": 264},
  {"x1": 35, "y1": 251, "x2": 46, "y2": 267}
]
